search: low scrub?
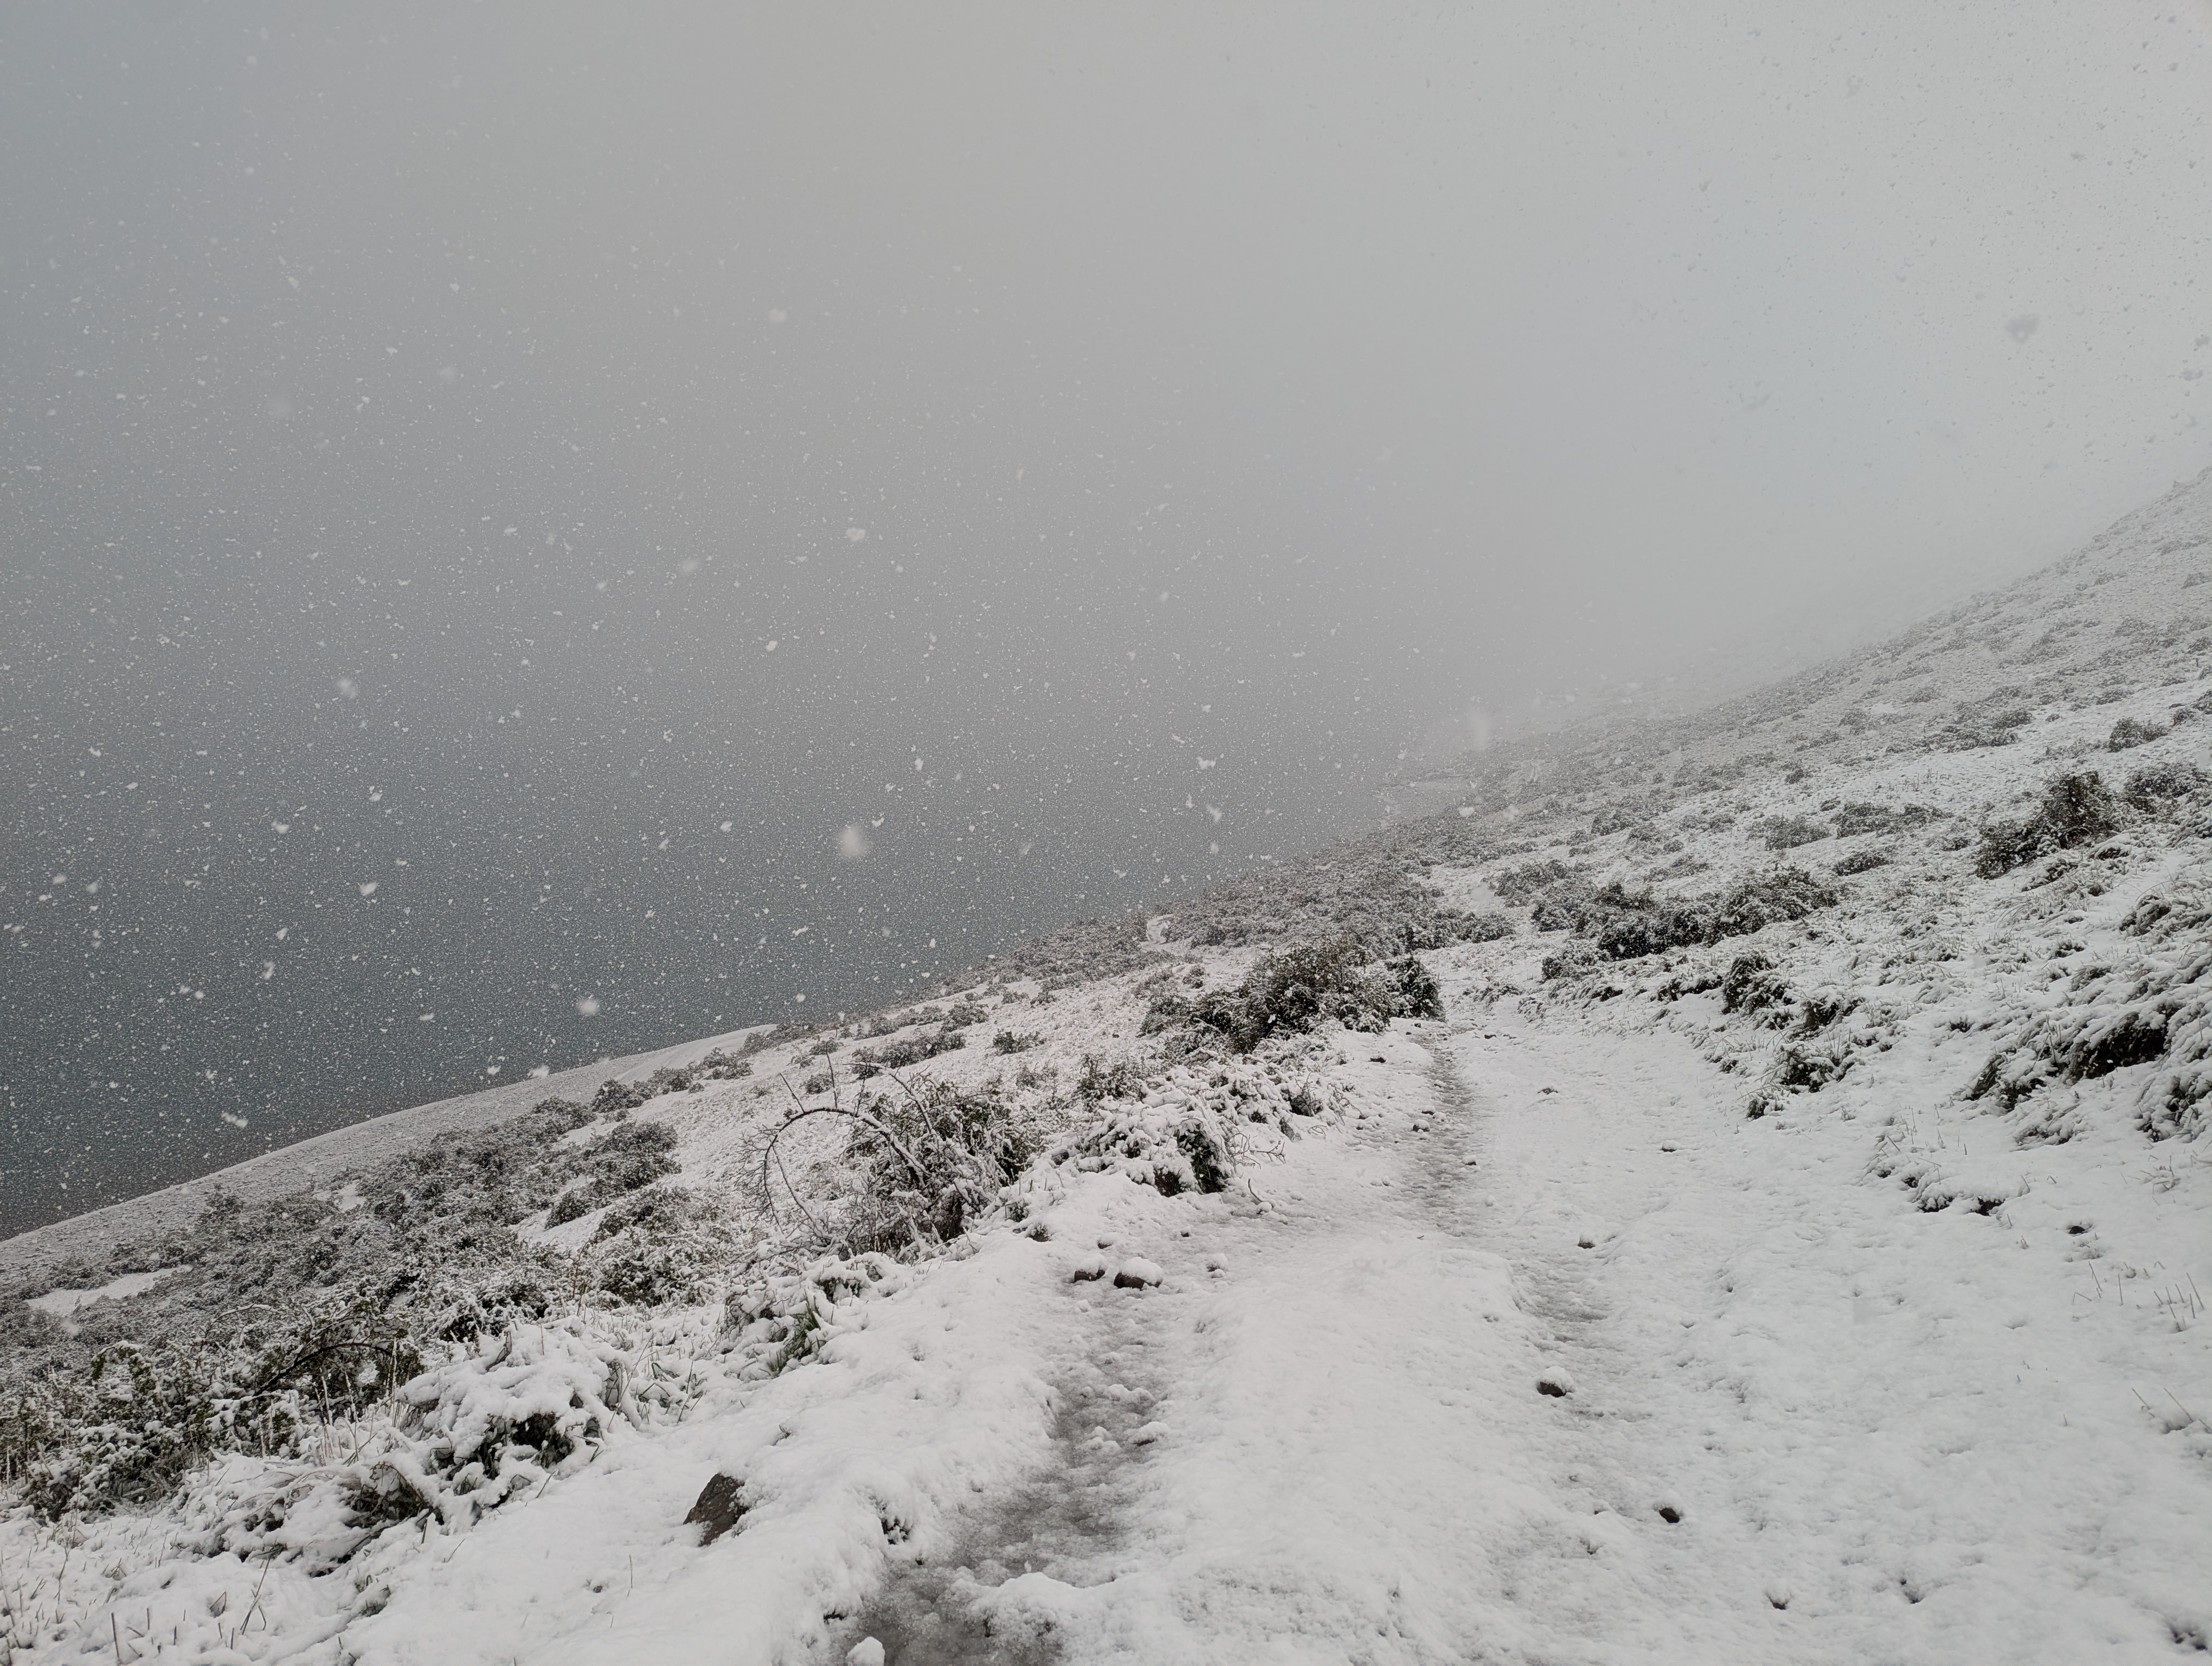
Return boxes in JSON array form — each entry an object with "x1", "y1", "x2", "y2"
[
  {"x1": 1974, "y1": 772, "x2": 2123, "y2": 879},
  {"x1": 835, "y1": 1080, "x2": 1047, "y2": 1251},
  {"x1": 1832, "y1": 847, "x2": 1892, "y2": 876},
  {"x1": 1759, "y1": 814, "x2": 1831, "y2": 851},
  {"x1": 1967, "y1": 881, "x2": 2212, "y2": 1138},
  {"x1": 2123, "y1": 760, "x2": 2208, "y2": 805},
  {"x1": 1831, "y1": 802, "x2": 1937, "y2": 837},
  {"x1": 1165, "y1": 851, "x2": 1503, "y2": 957},
  {"x1": 1166, "y1": 937, "x2": 1441, "y2": 1051},
  {"x1": 852, "y1": 1025, "x2": 967, "y2": 1078},
  {"x1": 1, "y1": 1072, "x2": 740, "y2": 1521},
  {"x1": 1560, "y1": 869, "x2": 1842, "y2": 964},
  {"x1": 2107, "y1": 716, "x2": 2164, "y2": 751}
]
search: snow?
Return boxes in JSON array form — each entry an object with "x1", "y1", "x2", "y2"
[
  {"x1": 26, "y1": 1265, "x2": 178, "y2": 1318},
  {"x1": 9, "y1": 482, "x2": 2212, "y2": 1662}
]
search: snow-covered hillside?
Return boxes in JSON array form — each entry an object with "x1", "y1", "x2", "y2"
[{"x1": 5, "y1": 470, "x2": 2212, "y2": 1664}]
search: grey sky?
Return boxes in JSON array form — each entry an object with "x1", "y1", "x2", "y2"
[{"x1": 5, "y1": 0, "x2": 2210, "y2": 1229}]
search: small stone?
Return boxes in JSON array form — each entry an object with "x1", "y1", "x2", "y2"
[
  {"x1": 684, "y1": 1472, "x2": 745, "y2": 1545},
  {"x1": 847, "y1": 1639, "x2": 886, "y2": 1666},
  {"x1": 1114, "y1": 1257, "x2": 1164, "y2": 1289},
  {"x1": 1070, "y1": 1255, "x2": 1108, "y2": 1283},
  {"x1": 1535, "y1": 1369, "x2": 1576, "y2": 1398}
]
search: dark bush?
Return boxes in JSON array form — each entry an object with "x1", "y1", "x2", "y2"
[
  {"x1": 539, "y1": 1120, "x2": 680, "y2": 1225},
  {"x1": 1773, "y1": 1042, "x2": 1848, "y2": 1093},
  {"x1": 1832, "y1": 802, "x2": 1935, "y2": 836},
  {"x1": 1721, "y1": 953, "x2": 1786, "y2": 1014},
  {"x1": 1592, "y1": 904, "x2": 1709, "y2": 960},
  {"x1": 547, "y1": 1188, "x2": 594, "y2": 1226},
  {"x1": 1550, "y1": 866, "x2": 1838, "y2": 965},
  {"x1": 1540, "y1": 943, "x2": 1600, "y2": 981},
  {"x1": 991, "y1": 1029, "x2": 1043, "y2": 1054},
  {"x1": 841, "y1": 1081, "x2": 1045, "y2": 1248},
  {"x1": 2107, "y1": 716, "x2": 2163, "y2": 751},
  {"x1": 1832, "y1": 847, "x2": 1892, "y2": 876},
  {"x1": 1490, "y1": 860, "x2": 1577, "y2": 905},
  {"x1": 1189, "y1": 936, "x2": 1396, "y2": 1051},
  {"x1": 1705, "y1": 867, "x2": 1841, "y2": 939},
  {"x1": 1530, "y1": 889, "x2": 1592, "y2": 933},
  {"x1": 1975, "y1": 772, "x2": 2123, "y2": 878},
  {"x1": 1385, "y1": 956, "x2": 1444, "y2": 1020},
  {"x1": 853, "y1": 1026, "x2": 968, "y2": 1078},
  {"x1": 1075, "y1": 1053, "x2": 1144, "y2": 1102},
  {"x1": 1935, "y1": 707, "x2": 2033, "y2": 750},
  {"x1": 2123, "y1": 760, "x2": 2208, "y2": 804},
  {"x1": 1760, "y1": 815, "x2": 1831, "y2": 851}
]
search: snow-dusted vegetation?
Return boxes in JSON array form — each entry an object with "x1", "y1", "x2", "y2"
[{"x1": 5, "y1": 473, "x2": 2212, "y2": 1662}]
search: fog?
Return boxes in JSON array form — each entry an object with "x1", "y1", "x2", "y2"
[{"x1": 6, "y1": 0, "x2": 2210, "y2": 1232}]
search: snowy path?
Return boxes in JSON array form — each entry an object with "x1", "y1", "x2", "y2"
[{"x1": 852, "y1": 1012, "x2": 2210, "y2": 1664}]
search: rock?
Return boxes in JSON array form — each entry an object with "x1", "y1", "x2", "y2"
[
  {"x1": 847, "y1": 1639, "x2": 886, "y2": 1666},
  {"x1": 1535, "y1": 1370, "x2": 1575, "y2": 1398},
  {"x1": 1070, "y1": 1255, "x2": 1108, "y2": 1283},
  {"x1": 1114, "y1": 1257, "x2": 1164, "y2": 1289},
  {"x1": 685, "y1": 1471, "x2": 746, "y2": 1545}
]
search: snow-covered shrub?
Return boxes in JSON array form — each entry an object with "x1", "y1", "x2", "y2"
[
  {"x1": 1541, "y1": 943, "x2": 1601, "y2": 982},
  {"x1": 580, "y1": 1185, "x2": 738, "y2": 1307},
  {"x1": 1935, "y1": 705, "x2": 2033, "y2": 750},
  {"x1": 1530, "y1": 882, "x2": 1597, "y2": 933},
  {"x1": 1490, "y1": 858, "x2": 1577, "y2": 905},
  {"x1": 545, "y1": 1119, "x2": 681, "y2": 1223},
  {"x1": 1967, "y1": 881, "x2": 2212, "y2": 1137},
  {"x1": 1045, "y1": 1067, "x2": 1266, "y2": 1195},
  {"x1": 1721, "y1": 953, "x2": 1785, "y2": 1015},
  {"x1": 1759, "y1": 813, "x2": 1831, "y2": 851},
  {"x1": 1075, "y1": 1053, "x2": 1144, "y2": 1102},
  {"x1": 1832, "y1": 801, "x2": 1937, "y2": 836},
  {"x1": 852, "y1": 1025, "x2": 967, "y2": 1078},
  {"x1": 822, "y1": 1079, "x2": 1050, "y2": 1252},
  {"x1": 0, "y1": 1082, "x2": 738, "y2": 1522},
  {"x1": 1832, "y1": 847, "x2": 1892, "y2": 875},
  {"x1": 1704, "y1": 866, "x2": 1842, "y2": 938},
  {"x1": 1772, "y1": 1040, "x2": 1852, "y2": 1093},
  {"x1": 1186, "y1": 937, "x2": 1399, "y2": 1050},
  {"x1": 5, "y1": 1293, "x2": 427, "y2": 1522},
  {"x1": 973, "y1": 912, "x2": 1155, "y2": 986},
  {"x1": 363, "y1": 1321, "x2": 624, "y2": 1528},
  {"x1": 725, "y1": 1253, "x2": 914, "y2": 1380},
  {"x1": 582, "y1": 1050, "x2": 754, "y2": 1118},
  {"x1": 1385, "y1": 956, "x2": 1445, "y2": 1020},
  {"x1": 1572, "y1": 868, "x2": 1840, "y2": 964},
  {"x1": 1584, "y1": 878, "x2": 1709, "y2": 959},
  {"x1": 992, "y1": 1029, "x2": 1044, "y2": 1054},
  {"x1": 2107, "y1": 715, "x2": 2164, "y2": 751},
  {"x1": 1589, "y1": 801, "x2": 1649, "y2": 836},
  {"x1": 2123, "y1": 760, "x2": 2208, "y2": 805},
  {"x1": 1974, "y1": 772, "x2": 2123, "y2": 878}
]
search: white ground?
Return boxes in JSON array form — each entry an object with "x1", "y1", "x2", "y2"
[
  {"x1": 828, "y1": 1004, "x2": 2212, "y2": 1665},
  {"x1": 7, "y1": 975, "x2": 2209, "y2": 1664}
]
